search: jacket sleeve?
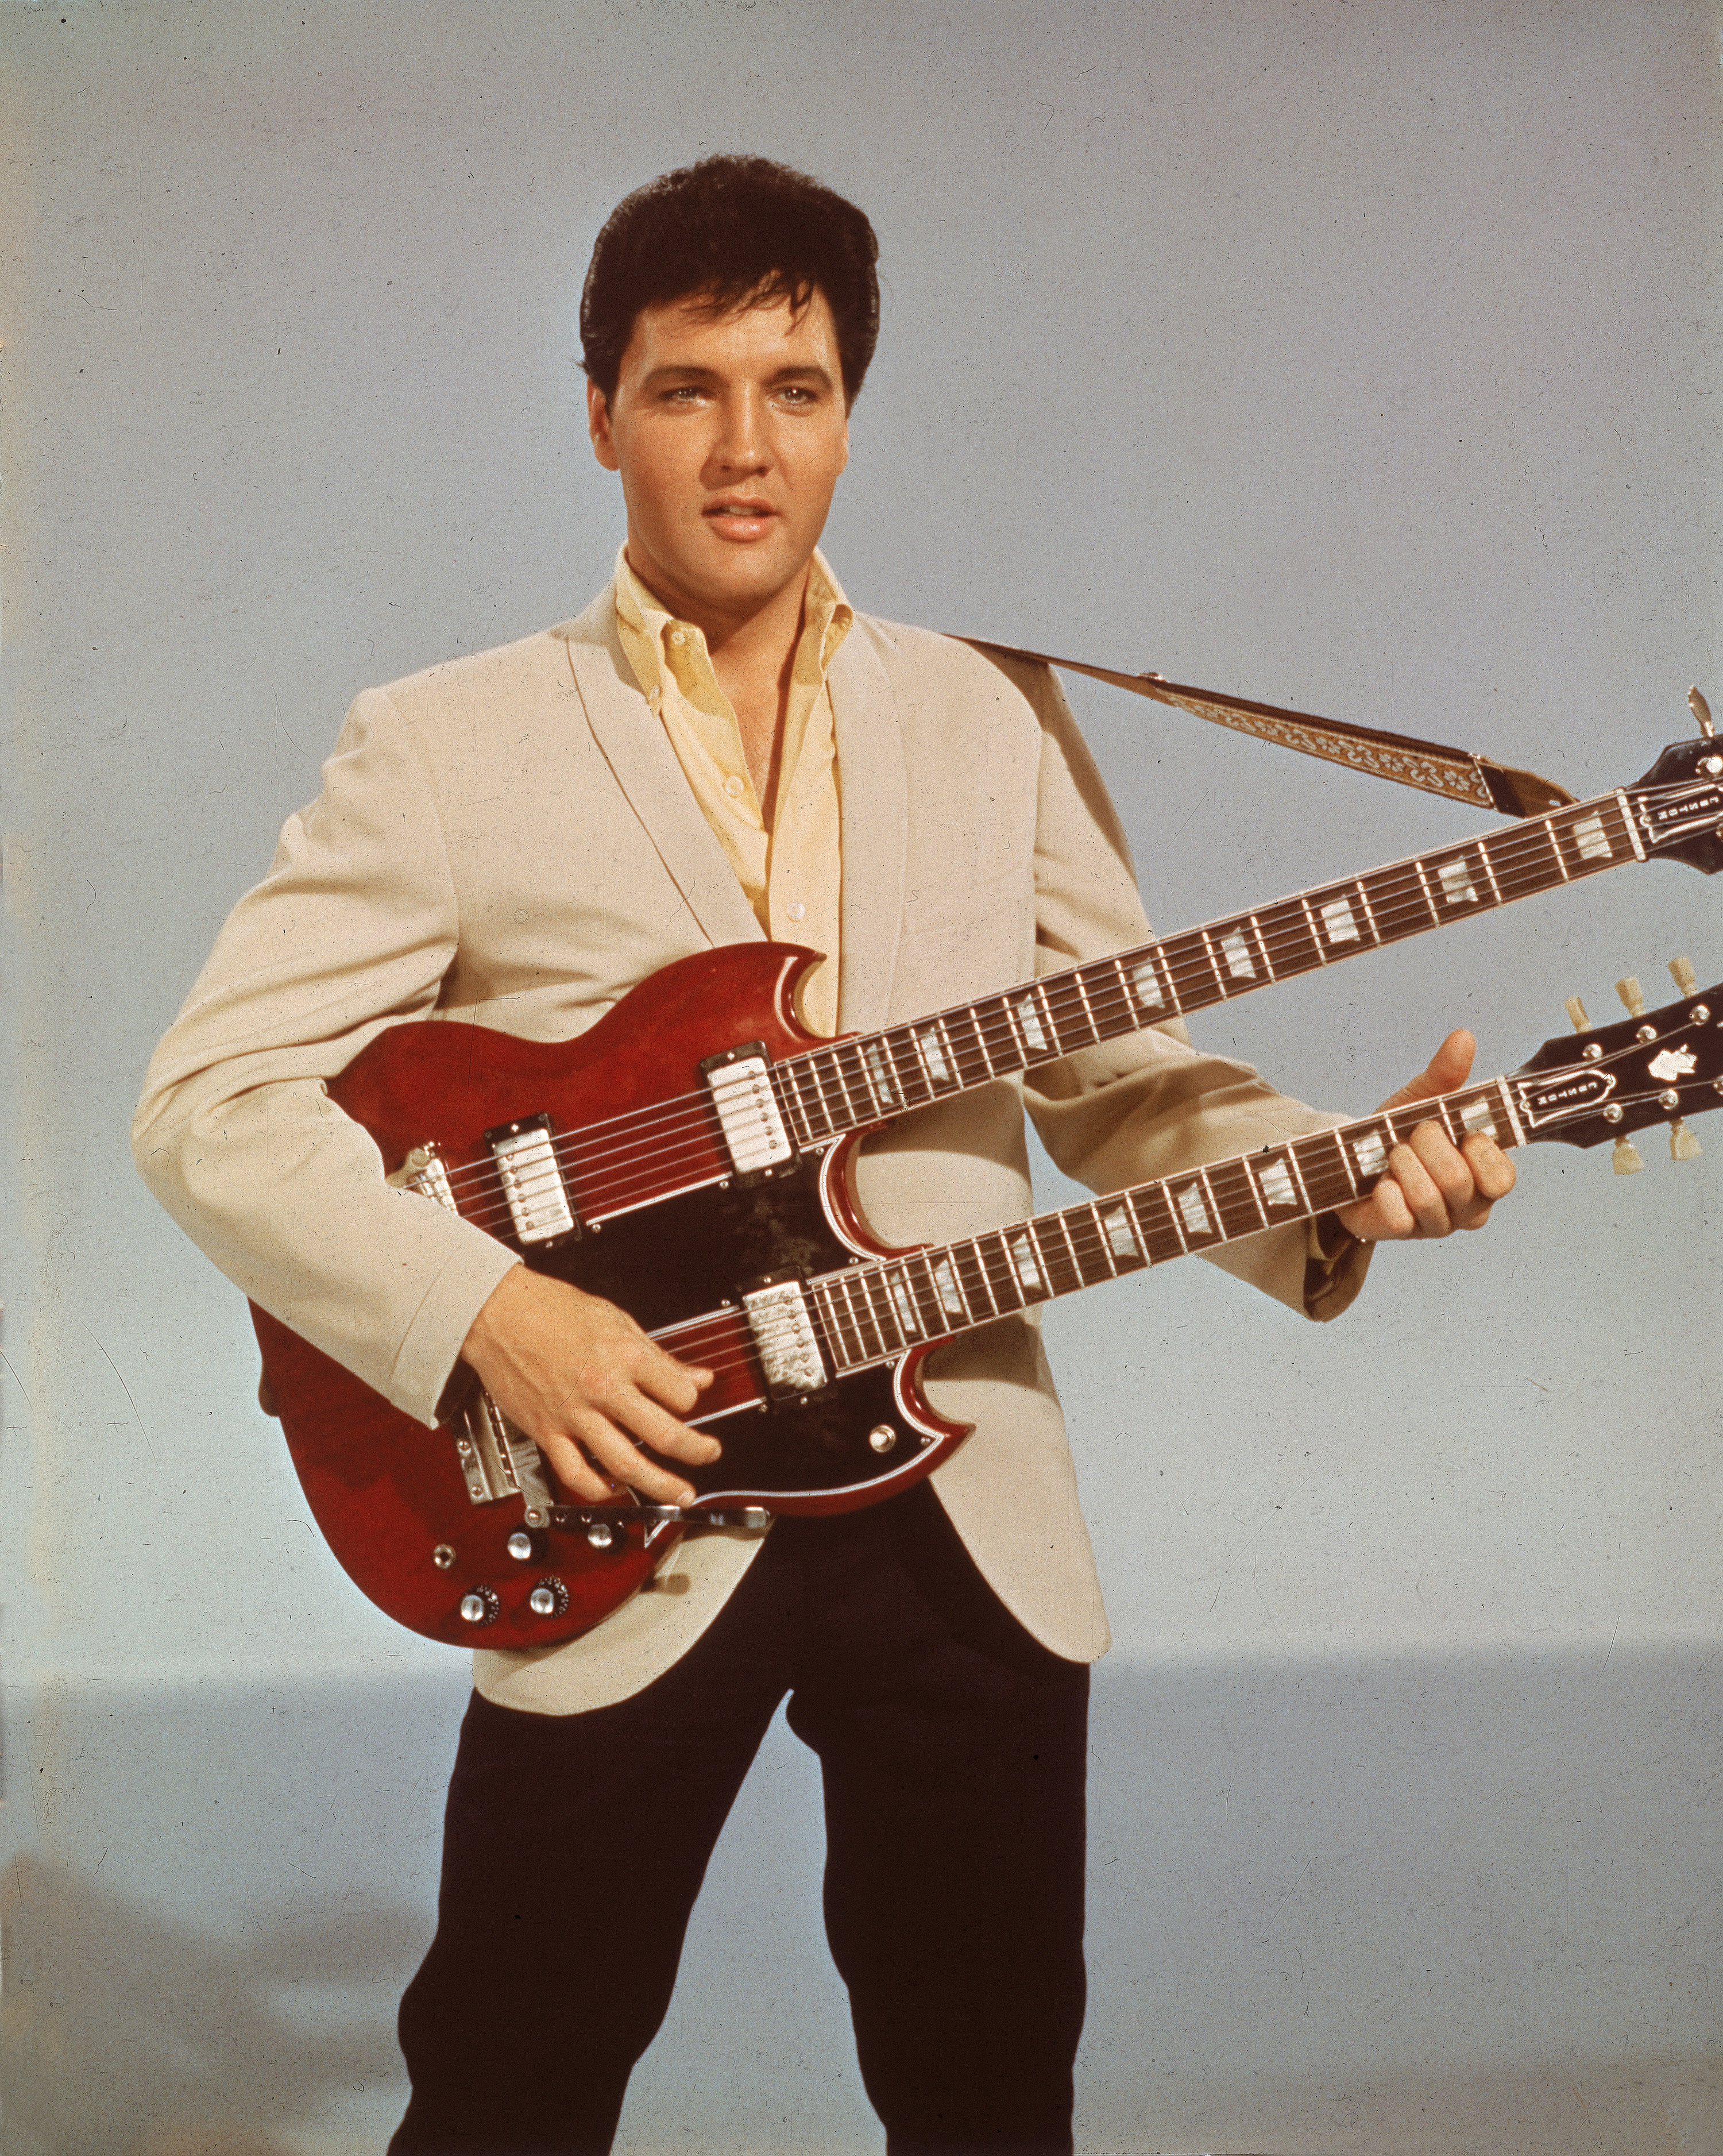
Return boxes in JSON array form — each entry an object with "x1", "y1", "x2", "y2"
[
  {"x1": 130, "y1": 688, "x2": 520, "y2": 1424},
  {"x1": 1005, "y1": 656, "x2": 1372, "y2": 1321}
]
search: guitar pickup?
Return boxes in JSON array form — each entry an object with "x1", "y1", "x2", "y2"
[
  {"x1": 484, "y1": 1113, "x2": 580, "y2": 1244},
  {"x1": 701, "y1": 1042, "x2": 795, "y2": 1180},
  {"x1": 739, "y1": 1269, "x2": 829, "y2": 1399}
]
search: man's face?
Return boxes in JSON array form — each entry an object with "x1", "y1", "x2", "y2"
[{"x1": 588, "y1": 288, "x2": 851, "y2": 634}]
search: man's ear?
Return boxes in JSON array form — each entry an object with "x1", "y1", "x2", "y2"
[{"x1": 588, "y1": 379, "x2": 620, "y2": 471}]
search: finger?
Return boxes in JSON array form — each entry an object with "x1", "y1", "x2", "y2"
[
  {"x1": 1376, "y1": 1028, "x2": 1476, "y2": 1114},
  {"x1": 562, "y1": 1412, "x2": 704, "y2": 1507},
  {"x1": 1459, "y1": 1132, "x2": 1517, "y2": 1213},
  {"x1": 1382, "y1": 1140, "x2": 1453, "y2": 1237},
  {"x1": 631, "y1": 1337, "x2": 716, "y2": 1414}
]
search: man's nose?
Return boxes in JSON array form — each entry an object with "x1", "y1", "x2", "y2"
[{"x1": 711, "y1": 390, "x2": 768, "y2": 470}]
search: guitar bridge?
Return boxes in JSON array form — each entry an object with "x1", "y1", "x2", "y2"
[
  {"x1": 702, "y1": 1042, "x2": 795, "y2": 1181},
  {"x1": 451, "y1": 1389, "x2": 557, "y2": 1522}
]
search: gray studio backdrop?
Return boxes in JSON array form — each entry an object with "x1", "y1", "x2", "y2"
[{"x1": 3, "y1": 5, "x2": 1720, "y2": 2153}]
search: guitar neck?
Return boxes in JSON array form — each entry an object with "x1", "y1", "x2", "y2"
[
  {"x1": 771, "y1": 789, "x2": 1646, "y2": 1146},
  {"x1": 806, "y1": 1077, "x2": 1524, "y2": 1375}
]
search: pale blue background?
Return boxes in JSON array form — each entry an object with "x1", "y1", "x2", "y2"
[{"x1": 3, "y1": 3, "x2": 1720, "y2": 2150}]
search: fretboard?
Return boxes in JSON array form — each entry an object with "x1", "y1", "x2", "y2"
[
  {"x1": 769, "y1": 789, "x2": 1643, "y2": 1147},
  {"x1": 808, "y1": 1079, "x2": 1523, "y2": 1373}
]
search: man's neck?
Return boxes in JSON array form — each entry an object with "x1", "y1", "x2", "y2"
[{"x1": 624, "y1": 546, "x2": 810, "y2": 807}]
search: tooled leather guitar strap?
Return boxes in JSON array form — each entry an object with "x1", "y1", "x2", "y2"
[{"x1": 955, "y1": 637, "x2": 1575, "y2": 816}]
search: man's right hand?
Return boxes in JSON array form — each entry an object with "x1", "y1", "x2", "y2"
[{"x1": 459, "y1": 1264, "x2": 718, "y2": 1507}]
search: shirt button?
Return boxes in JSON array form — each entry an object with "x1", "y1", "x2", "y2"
[
  {"x1": 669, "y1": 628, "x2": 687, "y2": 646},
  {"x1": 786, "y1": 900, "x2": 807, "y2": 921},
  {"x1": 723, "y1": 774, "x2": 745, "y2": 798}
]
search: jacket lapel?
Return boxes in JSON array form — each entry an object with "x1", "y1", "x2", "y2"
[
  {"x1": 556, "y1": 593, "x2": 762, "y2": 954},
  {"x1": 828, "y1": 626, "x2": 907, "y2": 1033}
]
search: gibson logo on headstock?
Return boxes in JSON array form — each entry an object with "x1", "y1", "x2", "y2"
[{"x1": 1517, "y1": 1069, "x2": 1616, "y2": 1127}]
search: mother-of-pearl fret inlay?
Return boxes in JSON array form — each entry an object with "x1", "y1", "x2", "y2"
[
  {"x1": 1320, "y1": 896, "x2": 1361, "y2": 943},
  {"x1": 1438, "y1": 858, "x2": 1478, "y2": 904},
  {"x1": 1176, "y1": 1183, "x2": 1212, "y2": 1237},
  {"x1": 1350, "y1": 1129, "x2": 1388, "y2": 1178},
  {"x1": 864, "y1": 1041, "x2": 901, "y2": 1106},
  {"x1": 1014, "y1": 994, "x2": 1050, "y2": 1055},
  {"x1": 1010, "y1": 1232, "x2": 1045, "y2": 1292},
  {"x1": 932, "y1": 1256, "x2": 965, "y2": 1316},
  {"x1": 914, "y1": 1024, "x2": 953, "y2": 1085},
  {"x1": 1130, "y1": 958, "x2": 1165, "y2": 1009},
  {"x1": 888, "y1": 1272, "x2": 919, "y2": 1336},
  {"x1": 1102, "y1": 1204, "x2": 1140, "y2": 1259},
  {"x1": 1571, "y1": 813, "x2": 1612, "y2": 862},
  {"x1": 1460, "y1": 1098, "x2": 1499, "y2": 1136},
  {"x1": 1220, "y1": 929, "x2": 1256, "y2": 979},
  {"x1": 1257, "y1": 1158, "x2": 1298, "y2": 1209}
]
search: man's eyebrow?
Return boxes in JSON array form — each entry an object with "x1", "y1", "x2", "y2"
[{"x1": 639, "y1": 361, "x2": 836, "y2": 388}]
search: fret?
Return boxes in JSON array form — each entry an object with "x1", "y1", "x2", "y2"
[
  {"x1": 1203, "y1": 1155, "x2": 1269, "y2": 1237},
  {"x1": 860, "y1": 1036, "x2": 903, "y2": 1114},
  {"x1": 951, "y1": 1240, "x2": 1000, "y2": 1320},
  {"x1": 834, "y1": 1268, "x2": 888, "y2": 1364},
  {"x1": 1203, "y1": 918, "x2": 1276, "y2": 992},
  {"x1": 1490, "y1": 813, "x2": 1568, "y2": 898},
  {"x1": 951, "y1": 1003, "x2": 1000, "y2": 1082},
  {"x1": 1036, "y1": 1214, "x2": 1085, "y2": 1297},
  {"x1": 1171, "y1": 928, "x2": 1227, "y2": 1006},
  {"x1": 1134, "y1": 1183, "x2": 1187, "y2": 1262},
  {"x1": 1045, "y1": 970, "x2": 1103, "y2": 1053},
  {"x1": 1247, "y1": 1145, "x2": 1307, "y2": 1222},
  {"x1": 1362, "y1": 861, "x2": 1433, "y2": 946},
  {"x1": 1306, "y1": 880, "x2": 1381, "y2": 955},
  {"x1": 814, "y1": 1276, "x2": 866, "y2": 1371},
  {"x1": 1077, "y1": 954, "x2": 1135, "y2": 1039},
  {"x1": 880, "y1": 1262, "x2": 925, "y2": 1346},
  {"x1": 888, "y1": 1027, "x2": 931, "y2": 1108},
  {"x1": 1612, "y1": 787, "x2": 1649, "y2": 863},
  {"x1": 905, "y1": 1252, "x2": 953, "y2": 1336},
  {"x1": 1253, "y1": 894, "x2": 1322, "y2": 980},
  {"x1": 1004, "y1": 985, "x2": 1057, "y2": 1064},
  {"x1": 1553, "y1": 797, "x2": 1632, "y2": 879},
  {"x1": 1093, "y1": 1198, "x2": 1146, "y2": 1274},
  {"x1": 854, "y1": 1268, "x2": 900, "y2": 1359},
  {"x1": 1302, "y1": 1128, "x2": 1361, "y2": 1213},
  {"x1": 1425, "y1": 842, "x2": 1497, "y2": 916},
  {"x1": 772, "y1": 1061, "x2": 817, "y2": 1151},
  {"x1": 799, "y1": 1050, "x2": 847, "y2": 1141},
  {"x1": 1114, "y1": 944, "x2": 1181, "y2": 1021},
  {"x1": 975, "y1": 1232, "x2": 1028, "y2": 1312}
]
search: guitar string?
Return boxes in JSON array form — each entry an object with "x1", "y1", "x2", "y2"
[
  {"x1": 601, "y1": 1084, "x2": 1556, "y2": 1400},
  {"x1": 414, "y1": 832, "x2": 1647, "y2": 1233},
  {"x1": 409, "y1": 790, "x2": 1640, "y2": 1220},
  {"x1": 405, "y1": 792, "x2": 1667, "y2": 1231}
]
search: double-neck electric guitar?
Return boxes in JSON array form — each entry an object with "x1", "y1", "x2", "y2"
[{"x1": 248, "y1": 731, "x2": 1723, "y2": 1644}]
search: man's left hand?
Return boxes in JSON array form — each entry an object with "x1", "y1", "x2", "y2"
[{"x1": 1334, "y1": 1028, "x2": 1516, "y2": 1242}]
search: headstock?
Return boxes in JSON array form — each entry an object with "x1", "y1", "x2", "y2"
[
  {"x1": 1515, "y1": 957, "x2": 1723, "y2": 1167},
  {"x1": 1628, "y1": 690, "x2": 1723, "y2": 874}
]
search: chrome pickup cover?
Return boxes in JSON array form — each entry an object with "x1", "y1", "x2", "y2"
[
  {"x1": 486, "y1": 1114, "x2": 578, "y2": 1244},
  {"x1": 741, "y1": 1274, "x2": 828, "y2": 1398},
  {"x1": 704, "y1": 1047, "x2": 794, "y2": 1177}
]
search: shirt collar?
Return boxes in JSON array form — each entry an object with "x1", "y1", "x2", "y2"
[{"x1": 612, "y1": 543, "x2": 852, "y2": 711}]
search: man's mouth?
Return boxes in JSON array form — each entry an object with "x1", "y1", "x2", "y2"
[{"x1": 704, "y1": 499, "x2": 777, "y2": 541}]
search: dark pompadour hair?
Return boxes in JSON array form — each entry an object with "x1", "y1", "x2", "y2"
[{"x1": 580, "y1": 156, "x2": 880, "y2": 408}]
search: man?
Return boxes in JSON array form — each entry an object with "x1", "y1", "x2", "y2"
[{"x1": 133, "y1": 157, "x2": 1512, "y2": 2154}]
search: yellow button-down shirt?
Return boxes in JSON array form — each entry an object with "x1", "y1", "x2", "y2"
[{"x1": 613, "y1": 546, "x2": 850, "y2": 1037}]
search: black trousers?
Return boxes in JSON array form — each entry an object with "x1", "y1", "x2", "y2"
[{"x1": 388, "y1": 1485, "x2": 1090, "y2": 2155}]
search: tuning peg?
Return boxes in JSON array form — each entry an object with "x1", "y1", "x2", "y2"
[
  {"x1": 1668, "y1": 956, "x2": 1698, "y2": 996},
  {"x1": 1616, "y1": 975, "x2": 1645, "y2": 1018},
  {"x1": 1690, "y1": 686, "x2": 1714, "y2": 739},
  {"x1": 1670, "y1": 1119, "x2": 1703, "y2": 1162},
  {"x1": 1612, "y1": 1136, "x2": 1645, "y2": 1175},
  {"x1": 1565, "y1": 995, "x2": 1591, "y2": 1032}
]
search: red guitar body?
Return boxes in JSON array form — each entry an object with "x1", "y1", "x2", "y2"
[{"x1": 253, "y1": 944, "x2": 968, "y2": 1649}]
